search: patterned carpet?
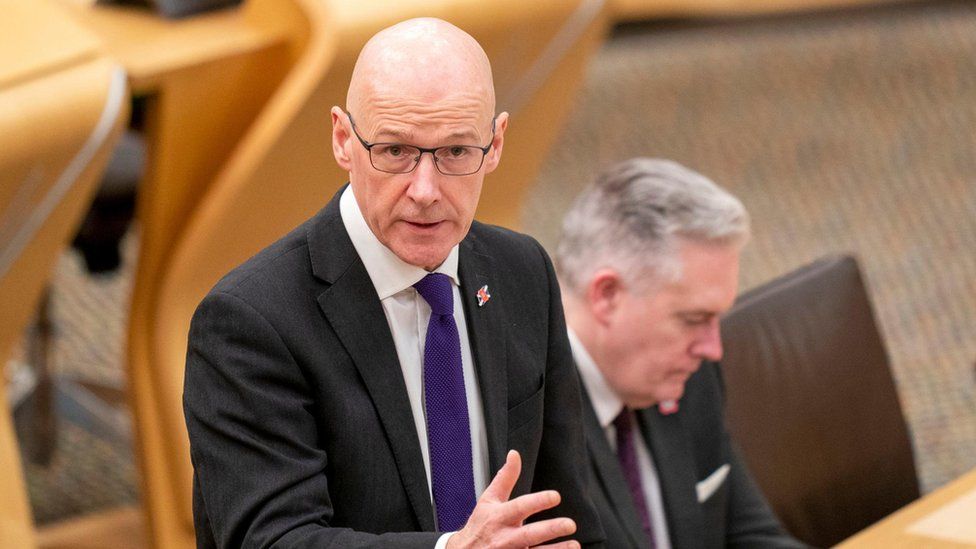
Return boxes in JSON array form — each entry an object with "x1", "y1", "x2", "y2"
[
  {"x1": 14, "y1": 0, "x2": 976, "y2": 524},
  {"x1": 14, "y1": 234, "x2": 137, "y2": 525}
]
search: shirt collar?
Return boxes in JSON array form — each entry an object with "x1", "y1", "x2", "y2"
[
  {"x1": 339, "y1": 186, "x2": 460, "y2": 300},
  {"x1": 568, "y1": 327, "x2": 625, "y2": 429}
]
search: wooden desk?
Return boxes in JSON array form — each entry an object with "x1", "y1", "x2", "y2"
[
  {"x1": 2, "y1": 2, "x2": 100, "y2": 88},
  {"x1": 838, "y1": 467, "x2": 976, "y2": 548},
  {"x1": 55, "y1": 0, "x2": 289, "y2": 91},
  {"x1": 45, "y1": 3, "x2": 307, "y2": 547},
  {"x1": 610, "y1": 0, "x2": 908, "y2": 20},
  {"x1": 3, "y1": 5, "x2": 131, "y2": 547},
  {"x1": 52, "y1": 0, "x2": 299, "y2": 288}
]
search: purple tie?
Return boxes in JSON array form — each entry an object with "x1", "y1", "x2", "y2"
[
  {"x1": 614, "y1": 408, "x2": 656, "y2": 547},
  {"x1": 413, "y1": 273, "x2": 476, "y2": 532}
]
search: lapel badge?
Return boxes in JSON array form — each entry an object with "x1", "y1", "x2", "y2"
[
  {"x1": 476, "y1": 285, "x2": 491, "y2": 307},
  {"x1": 658, "y1": 400, "x2": 679, "y2": 415}
]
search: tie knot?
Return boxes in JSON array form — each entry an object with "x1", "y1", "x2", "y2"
[{"x1": 413, "y1": 273, "x2": 454, "y2": 316}]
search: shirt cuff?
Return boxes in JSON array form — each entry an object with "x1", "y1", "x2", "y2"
[{"x1": 435, "y1": 532, "x2": 456, "y2": 549}]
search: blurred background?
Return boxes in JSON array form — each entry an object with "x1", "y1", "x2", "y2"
[{"x1": 3, "y1": 0, "x2": 974, "y2": 547}]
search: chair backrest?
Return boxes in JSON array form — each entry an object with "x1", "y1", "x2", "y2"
[
  {"x1": 0, "y1": 4, "x2": 129, "y2": 545},
  {"x1": 720, "y1": 255, "x2": 919, "y2": 548},
  {"x1": 128, "y1": 2, "x2": 609, "y2": 547}
]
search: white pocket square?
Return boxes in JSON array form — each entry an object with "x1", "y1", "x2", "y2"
[{"x1": 696, "y1": 463, "x2": 731, "y2": 503}]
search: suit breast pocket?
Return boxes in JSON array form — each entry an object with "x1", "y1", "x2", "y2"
[
  {"x1": 507, "y1": 381, "x2": 544, "y2": 433},
  {"x1": 507, "y1": 382, "x2": 545, "y2": 495}
]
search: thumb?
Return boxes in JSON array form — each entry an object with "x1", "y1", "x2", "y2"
[{"x1": 481, "y1": 450, "x2": 521, "y2": 503}]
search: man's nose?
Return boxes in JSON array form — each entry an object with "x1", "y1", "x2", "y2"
[
  {"x1": 691, "y1": 318, "x2": 724, "y2": 362},
  {"x1": 405, "y1": 152, "x2": 442, "y2": 206}
]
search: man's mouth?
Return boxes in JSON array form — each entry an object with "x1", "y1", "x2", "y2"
[{"x1": 405, "y1": 220, "x2": 443, "y2": 230}]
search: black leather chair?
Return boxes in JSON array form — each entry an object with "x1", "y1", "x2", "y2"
[{"x1": 720, "y1": 255, "x2": 919, "y2": 548}]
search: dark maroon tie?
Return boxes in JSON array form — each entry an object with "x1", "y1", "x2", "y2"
[
  {"x1": 614, "y1": 408, "x2": 656, "y2": 547},
  {"x1": 413, "y1": 273, "x2": 476, "y2": 531}
]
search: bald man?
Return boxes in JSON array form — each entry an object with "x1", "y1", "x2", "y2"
[{"x1": 183, "y1": 18, "x2": 603, "y2": 549}]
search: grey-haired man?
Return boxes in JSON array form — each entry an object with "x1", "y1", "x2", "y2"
[{"x1": 556, "y1": 158, "x2": 805, "y2": 549}]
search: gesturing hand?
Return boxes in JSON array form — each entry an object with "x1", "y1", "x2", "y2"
[{"x1": 446, "y1": 450, "x2": 579, "y2": 549}]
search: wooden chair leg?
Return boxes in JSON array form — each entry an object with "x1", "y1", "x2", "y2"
[
  {"x1": 0, "y1": 365, "x2": 36, "y2": 547},
  {"x1": 25, "y1": 289, "x2": 57, "y2": 466}
]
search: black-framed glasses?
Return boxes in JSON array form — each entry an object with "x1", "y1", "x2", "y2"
[{"x1": 346, "y1": 112, "x2": 495, "y2": 176}]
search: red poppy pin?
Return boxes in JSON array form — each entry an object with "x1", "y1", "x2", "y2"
[{"x1": 476, "y1": 285, "x2": 491, "y2": 307}]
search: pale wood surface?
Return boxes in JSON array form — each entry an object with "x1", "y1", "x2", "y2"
[
  {"x1": 1, "y1": 1, "x2": 100, "y2": 89},
  {"x1": 72, "y1": 2, "x2": 311, "y2": 547},
  {"x1": 611, "y1": 0, "x2": 908, "y2": 19},
  {"x1": 0, "y1": 0, "x2": 129, "y2": 528},
  {"x1": 838, "y1": 468, "x2": 976, "y2": 548},
  {"x1": 38, "y1": 3, "x2": 305, "y2": 548},
  {"x1": 53, "y1": 0, "x2": 289, "y2": 92},
  {"x1": 0, "y1": 385, "x2": 34, "y2": 547},
  {"x1": 2, "y1": 10, "x2": 129, "y2": 548}
]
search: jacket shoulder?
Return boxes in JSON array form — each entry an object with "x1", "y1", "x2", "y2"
[
  {"x1": 203, "y1": 214, "x2": 323, "y2": 313},
  {"x1": 467, "y1": 220, "x2": 550, "y2": 268},
  {"x1": 218, "y1": 225, "x2": 308, "y2": 286}
]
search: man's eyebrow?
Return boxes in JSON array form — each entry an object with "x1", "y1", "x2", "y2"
[
  {"x1": 372, "y1": 128, "x2": 482, "y2": 143},
  {"x1": 445, "y1": 129, "x2": 481, "y2": 142},
  {"x1": 372, "y1": 127, "x2": 412, "y2": 141}
]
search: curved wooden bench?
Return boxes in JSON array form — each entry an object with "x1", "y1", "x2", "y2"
[{"x1": 0, "y1": 4, "x2": 129, "y2": 546}]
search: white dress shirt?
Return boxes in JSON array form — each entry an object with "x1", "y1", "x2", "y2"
[
  {"x1": 340, "y1": 187, "x2": 488, "y2": 544},
  {"x1": 568, "y1": 329, "x2": 673, "y2": 549}
]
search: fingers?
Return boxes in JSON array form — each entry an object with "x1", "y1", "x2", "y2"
[
  {"x1": 533, "y1": 542, "x2": 581, "y2": 549},
  {"x1": 481, "y1": 449, "x2": 521, "y2": 502},
  {"x1": 460, "y1": 450, "x2": 577, "y2": 549},
  {"x1": 499, "y1": 490, "x2": 562, "y2": 524},
  {"x1": 510, "y1": 517, "x2": 576, "y2": 547}
]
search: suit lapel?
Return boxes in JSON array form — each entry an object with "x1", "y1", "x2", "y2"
[
  {"x1": 639, "y1": 407, "x2": 705, "y2": 549},
  {"x1": 309, "y1": 190, "x2": 435, "y2": 531},
  {"x1": 580, "y1": 386, "x2": 649, "y2": 548},
  {"x1": 457, "y1": 232, "x2": 508, "y2": 475}
]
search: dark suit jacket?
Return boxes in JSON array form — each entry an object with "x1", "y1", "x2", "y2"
[
  {"x1": 183, "y1": 188, "x2": 603, "y2": 548},
  {"x1": 582, "y1": 362, "x2": 804, "y2": 549}
]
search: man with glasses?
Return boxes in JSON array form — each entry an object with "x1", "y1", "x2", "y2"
[{"x1": 184, "y1": 17, "x2": 603, "y2": 549}]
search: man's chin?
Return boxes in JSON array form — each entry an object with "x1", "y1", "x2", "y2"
[
  {"x1": 389, "y1": 243, "x2": 453, "y2": 271},
  {"x1": 386, "y1": 227, "x2": 462, "y2": 268}
]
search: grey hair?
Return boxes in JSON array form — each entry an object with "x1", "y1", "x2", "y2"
[{"x1": 555, "y1": 158, "x2": 750, "y2": 295}]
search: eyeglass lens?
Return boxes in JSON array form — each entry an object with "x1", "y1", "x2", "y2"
[{"x1": 370, "y1": 144, "x2": 485, "y2": 175}]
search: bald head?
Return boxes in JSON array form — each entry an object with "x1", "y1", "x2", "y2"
[
  {"x1": 330, "y1": 18, "x2": 509, "y2": 271},
  {"x1": 347, "y1": 18, "x2": 496, "y2": 127}
]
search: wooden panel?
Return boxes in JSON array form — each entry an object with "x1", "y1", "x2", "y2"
[
  {"x1": 0, "y1": 54, "x2": 128, "y2": 549},
  {"x1": 0, "y1": 58, "x2": 128, "y2": 374},
  {"x1": 54, "y1": 0, "x2": 293, "y2": 92},
  {"x1": 0, "y1": 0, "x2": 100, "y2": 88},
  {"x1": 610, "y1": 0, "x2": 908, "y2": 20}
]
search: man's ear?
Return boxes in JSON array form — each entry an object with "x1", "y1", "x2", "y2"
[
  {"x1": 482, "y1": 111, "x2": 508, "y2": 174},
  {"x1": 331, "y1": 106, "x2": 353, "y2": 171},
  {"x1": 585, "y1": 268, "x2": 624, "y2": 326}
]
